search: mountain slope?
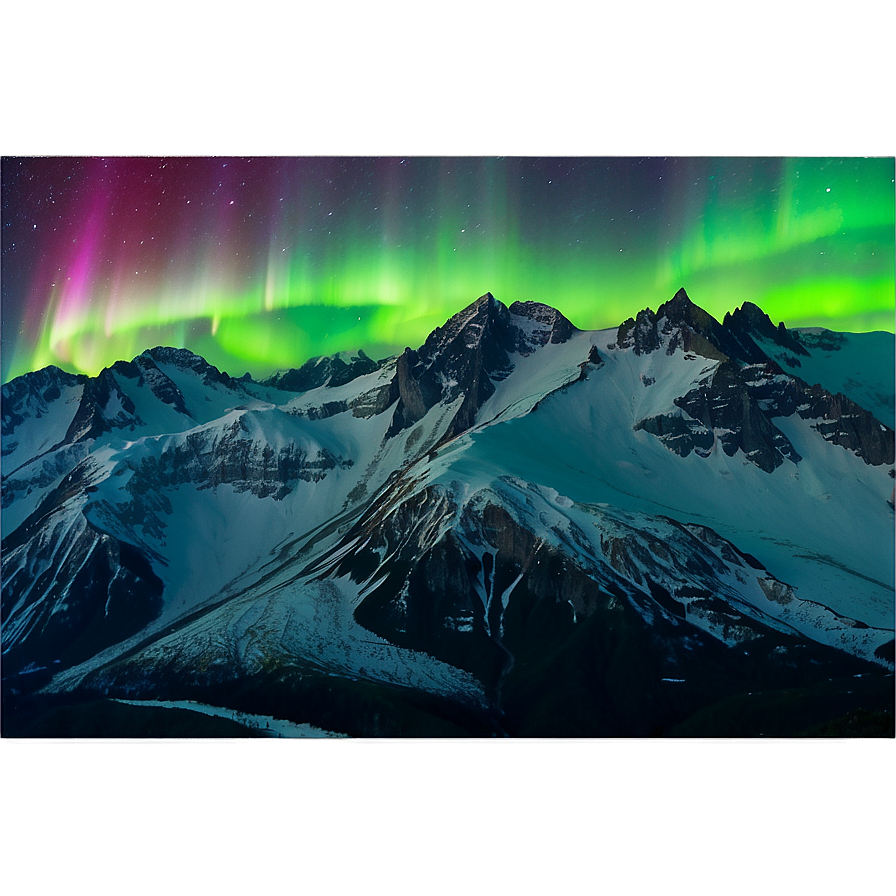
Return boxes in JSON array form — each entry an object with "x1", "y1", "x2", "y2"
[{"x1": 2, "y1": 290, "x2": 893, "y2": 736}]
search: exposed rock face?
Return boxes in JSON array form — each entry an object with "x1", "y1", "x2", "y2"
[
  {"x1": 616, "y1": 307, "x2": 662, "y2": 356},
  {"x1": 636, "y1": 361, "x2": 801, "y2": 472},
  {"x1": 619, "y1": 289, "x2": 894, "y2": 470},
  {"x1": 742, "y1": 363, "x2": 894, "y2": 465},
  {"x1": 507, "y1": 300, "x2": 578, "y2": 353},
  {"x1": 797, "y1": 329, "x2": 847, "y2": 352},
  {"x1": 724, "y1": 301, "x2": 810, "y2": 362},
  {"x1": 349, "y1": 376, "x2": 400, "y2": 419},
  {"x1": 635, "y1": 412, "x2": 716, "y2": 459},
  {"x1": 802, "y1": 389, "x2": 894, "y2": 465},
  {"x1": 657, "y1": 288, "x2": 758, "y2": 361},
  {"x1": 113, "y1": 355, "x2": 191, "y2": 416},
  {"x1": 63, "y1": 368, "x2": 142, "y2": 444},
  {"x1": 141, "y1": 346, "x2": 243, "y2": 390},
  {"x1": 347, "y1": 483, "x2": 639, "y2": 689},
  {"x1": 1, "y1": 442, "x2": 89, "y2": 509},
  {"x1": 1, "y1": 366, "x2": 86, "y2": 447},
  {"x1": 125, "y1": 415, "x2": 354, "y2": 501},
  {"x1": 263, "y1": 349, "x2": 380, "y2": 393},
  {"x1": 1, "y1": 508, "x2": 164, "y2": 673},
  {"x1": 387, "y1": 293, "x2": 577, "y2": 440},
  {"x1": 387, "y1": 293, "x2": 513, "y2": 438},
  {"x1": 617, "y1": 288, "x2": 764, "y2": 362},
  {"x1": 676, "y1": 361, "x2": 802, "y2": 471},
  {"x1": 758, "y1": 576, "x2": 795, "y2": 605}
]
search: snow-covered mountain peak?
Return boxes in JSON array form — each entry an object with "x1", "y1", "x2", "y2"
[
  {"x1": 138, "y1": 346, "x2": 244, "y2": 389},
  {"x1": 2, "y1": 288, "x2": 893, "y2": 737},
  {"x1": 417, "y1": 292, "x2": 509, "y2": 358},
  {"x1": 262, "y1": 348, "x2": 381, "y2": 393},
  {"x1": 724, "y1": 302, "x2": 810, "y2": 362},
  {"x1": 507, "y1": 300, "x2": 578, "y2": 355},
  {"x1": 1, "y1": 366, "x2": 87, "y2": 448},
  {"x1": 615, "y1": 288, "x2": 774, "y2": 364}
]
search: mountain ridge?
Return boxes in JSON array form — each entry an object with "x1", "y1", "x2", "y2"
[{"x1": 2, "y1": 289, "x2": 893, "y2": 737}]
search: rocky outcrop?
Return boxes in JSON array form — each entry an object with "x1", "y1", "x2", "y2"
[
  {"x1": 676, "y1": 361, "x2": 802, "y2": 471},
  {"x1": 62, "y1": 368, "x2": 142, "y2": 444},
  {"x1": 635, "y1": 412, "x2": 715, "y2": 459},
  {"x1": 616, "y1": 307, "x2": 662, "y2": 356},
  {"x1": 1, "y1": 510, "x2": 164, "y2": 674},
  {"x1": 507, "y1": 300, "x2": 578, "y2": 354},
  {"x1": 798, "y1": 387, "x2": 894, "y2": 465},
  {"x1": 739, "y1": 362, "x2": 894, "y2": 466},
  {"x1": 349, "y1": 378, "x2": 399, "y2": 418},
  {"x1": 724, "y1": 301, "x2": 809, "y2": 364},
  {"x1": 621, "y1": 290, "x2": 894, "y2": 469},
  {"x1": 263, "y1": 349, "x2": 380, "y2": 393},
  {"x1": 796, "y1": 329, "x2": 847, "y2": 352},
  {"x1": 125, "y1": 415, "x2": 353, "y2": 501},
  {"x1": 636, "y1": 361, "x2": 801, "y2": 472},
  {"x1": 386, "y1": 293, "x2": 577, "y2": 441},
  {"x1": 141, "y1": 346, "x2": 244, "y2": 390},
  {"x1": 617, "y1": 288, "x2": 765, "y2": 362},
  {"x1": 1, "y1": 366, "x2": 86, "y2": 445}
]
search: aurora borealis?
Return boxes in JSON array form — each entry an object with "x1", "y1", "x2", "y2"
[{"x1": 1, "y1": 155, "x2": 893, "y2": 384}]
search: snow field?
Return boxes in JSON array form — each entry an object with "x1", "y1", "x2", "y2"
[
  {"x1": 112, "y1": 699, "x2": 348, "y2": 736},
  {"x1": 779, "y1": 330, "x2": 895, "y2": 427},
  {"x1": 434, "y1": 339, "x2": 894, "y2": 640},
  {"x1": 1, "y1": 382, "x2": 83, "y2": 474}
]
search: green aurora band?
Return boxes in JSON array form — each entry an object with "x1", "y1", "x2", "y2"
[{"x1": 1, "y1": 156, "x2": 893, "y2": 383}]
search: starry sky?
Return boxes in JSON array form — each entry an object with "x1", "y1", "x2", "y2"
[{"x1": 1, "y1": 155, "x2": 893, "y2": 384}]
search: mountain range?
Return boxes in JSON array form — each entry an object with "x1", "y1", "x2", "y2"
[{"x1": 2, "y1": 288, "x2": 894, "y2": 736}]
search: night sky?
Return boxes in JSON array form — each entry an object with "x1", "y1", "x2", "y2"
[{"x1": 1, "y1": 155, "x2": 893, "y2": 384}]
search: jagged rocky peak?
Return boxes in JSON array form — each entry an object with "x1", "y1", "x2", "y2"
[
  {"x1": 616, "y1": 307, "x2": 661, "y2": 356},
  {"x1": 139, "y1": 346, "x2": 240, "y2": 388},
  {"x1": 724, "y1": 301, "x2": 809, "y2": 360},
  {"x1": 657, "y1": 287, "x2": 716, "y2": 330},
  {"x1": 1, "y1": 365, "x2": 87, "y2": 438},
  {"x1": 263, "y1": 349, "x2": 380, "y2": 393},
  {"x1": 508, "y1": 300, "x2": 578, "y2": 354},
  {"x1": 62, "y1": 366, "x2": 141, "y2": 444},
  {"x1": 656, "y1": 288, "x2": 736, "y2": 339},
  {"x1": 615, "y1": 288, "x2": 712, "y2": 357},
  {"x1": 389, "y1": 292, "x2": 574, "y2": 440},
  {"x1": 388, "y1": 294, "x2": 508, "y2": 437},
  {"x1": 617, "y1": 288, "x2": 768, "y2": 363},
  {"x1": 1, "y1": 363, "x2": 85, "y2": 397},
  {"x1": 726, "y1": 301, "x2": 776, "y2": 332},
  {"x1": 658, "y1": 287, "x2": 766, "y2": 361},
  {"x1": 420, "y1": 292, "x2": 578, "y2": 360},
  {"x1": 418, "y1": 292, "x2": 510, "y2": 358}
]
